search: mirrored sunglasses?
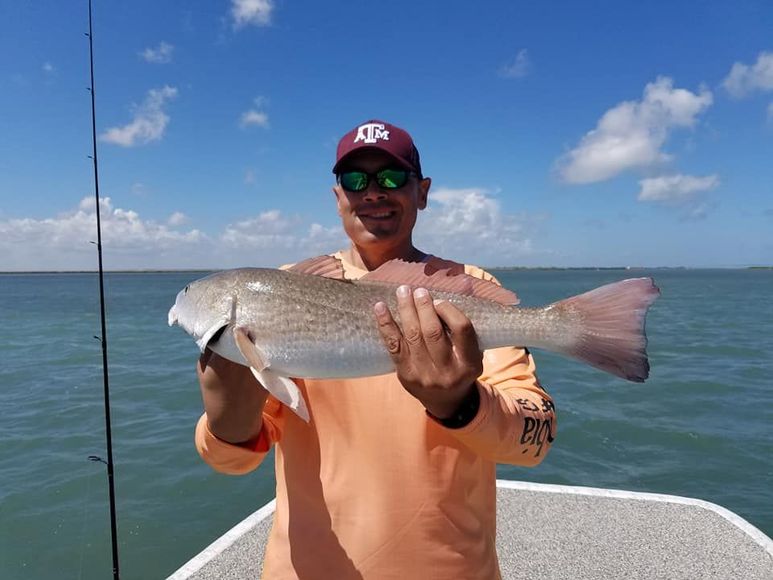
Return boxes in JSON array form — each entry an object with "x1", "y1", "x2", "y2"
[{"x1": 337, "y1": 168, "x2": 415, "y2": 192}]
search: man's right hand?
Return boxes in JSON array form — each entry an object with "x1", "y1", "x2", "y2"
[{"x1": 197, "y1": 349, "x2": 269, "y2": 445}]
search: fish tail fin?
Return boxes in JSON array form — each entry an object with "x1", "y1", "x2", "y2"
[{"x1": 552, "y1": 277, "x2": 660, "y2": 382}]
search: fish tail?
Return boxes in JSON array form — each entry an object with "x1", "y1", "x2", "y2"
[{"x1": 552, "y1": 277, "x2": 660, "y2": 382}]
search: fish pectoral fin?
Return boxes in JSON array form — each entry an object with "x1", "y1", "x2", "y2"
[
  {"x1": 249, "y1": 367, "x2": 310, "y2": 423},
  {"x1": 233, "y1": 326, "x2": 268, "y2": 371},
  {"x1": 233, "y1": 327, "x2": 310, "y2": 422}
]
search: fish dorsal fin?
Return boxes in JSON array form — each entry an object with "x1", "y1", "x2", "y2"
[
  {"x1": 360, "y1": 259, "x2": 519, "y2": 305},
  {"x1": 287, "y1": 255, "x2": 346, "y2": 279}
]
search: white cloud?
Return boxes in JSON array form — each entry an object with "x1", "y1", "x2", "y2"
[
  {"x1": 100, "y1": 86, "x2": 178, "y2": 147},
  {"x1": 0, "y1": 187, "x2": 551, "y2": 270},
  {"x1": 499, "y1": 49, "x2": 530, "y2": 79},
  {"x1": 240, "y1": 97, "x2": 269, "y2": 129},
  {"x1": 0, "y1": 188, "x2": 552, "y2": 271},
  {"x1": 0, "y1": 199, "x2": 346, "y2": 271},
  {"x1": 42, "y1": 62, "x2": 54, "y2": 74},
  {"x1": 139, "y1": 42, "x2": 174, "y2": 64},
  {"x1": 168, "y1": 212, "x2": 188, "y2": 226},
  {"x1": 221, "y1": 211, "x2": 345, "y2": 256},
  {"x1": 0, "y1": 197, "x2": 206, "y2": 271},
  {"x1": 231, "y1": 0, "x2": 274, "y2": 28},
  {"x1": 637, "y1": 174, "x2": 719, "y2": 202},
  {"x1": 240, "y1": 111, "x2": 269, "y2": 128},
  {"x1": 678, "y1": 199, "x2": 717, "y2": 222},
  {"x1": 557, "y1": 77, "x2": 713, "y2": 184},
  {"x1": 244, "y1": 169, "x2": 256, "y2": 185},
  {"x1": 414, "y1": 187, "x2": 539, "y2": 265},
  {"x1": 722, "y1": 51, "x2": 773, "y2": 98}
]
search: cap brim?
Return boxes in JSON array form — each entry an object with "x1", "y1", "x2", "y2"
[{"x1": 332, "y1": 147, "x2": 415, "y2": 174}]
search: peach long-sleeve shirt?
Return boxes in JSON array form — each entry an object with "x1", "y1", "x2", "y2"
[{"x1": 195, "y1": 255, "x2": 557, "y2": 579}]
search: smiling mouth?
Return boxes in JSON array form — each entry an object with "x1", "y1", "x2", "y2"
[{"x1": 359, "y1": 210, "x2": 395, "y2": 220}]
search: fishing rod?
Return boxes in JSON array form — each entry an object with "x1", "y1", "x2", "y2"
[{"x1": 85, "y1": 0, "x2": 121, "y2": 578}]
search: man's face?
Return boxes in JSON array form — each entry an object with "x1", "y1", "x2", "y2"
[{"x1": 333, "y1": 150, "x2": 430, "y2": 250}]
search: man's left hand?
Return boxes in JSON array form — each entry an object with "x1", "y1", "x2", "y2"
[{"x1": 374, "y1": 285, "x2": 483, "y2": 419}]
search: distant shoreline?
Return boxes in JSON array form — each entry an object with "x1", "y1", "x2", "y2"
[
  {"x1": 0, "y1": 269, "x2": 216, "y2": 275},
  {"x1": 1, "y1": 266, "x2": 771, "y2": 275}
]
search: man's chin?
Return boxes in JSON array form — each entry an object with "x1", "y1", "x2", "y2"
[
  {"x1": 356, "y1": 219, "x2": 401, "y2": 239},
  {"x1": 352, "y1": 226, "x2": 402, "y2": 246}
]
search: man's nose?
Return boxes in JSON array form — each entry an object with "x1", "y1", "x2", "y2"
[{"x1": 362, "y1": 183, "x2": 388, "y2": 202}]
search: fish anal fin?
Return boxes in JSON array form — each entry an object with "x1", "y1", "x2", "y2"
[
  {"x1": 286, "y1": 255, "x2": 346, "y2": 280},
  {"x1": 233, "y1": 327, "x2": 310, "y2": 422},
  {"x1": 249, "y1": 367, "x2": 310, "y2": 423},
  {"x1": 360, "y1": 259, "x2": 519, "y2": 305}
]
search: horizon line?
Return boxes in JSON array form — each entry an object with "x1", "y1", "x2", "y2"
[{"x1": 2, "y1": 265, "x2": 771, "y2": 274}]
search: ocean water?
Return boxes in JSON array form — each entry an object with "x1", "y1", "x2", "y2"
[{"x1": 1, "y1": 268, "x2": 771, "y2": 579}]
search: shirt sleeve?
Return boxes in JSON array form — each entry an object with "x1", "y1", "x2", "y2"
[
  {"x1": 444, "y1": 346, "x2": 556, "y2": 466},
  {"x1": 194, "y1": 397, "x2": 286, "y2": 475},
  {"x1": 437, "y1": 265, "x2": 557, "y2": 466}
]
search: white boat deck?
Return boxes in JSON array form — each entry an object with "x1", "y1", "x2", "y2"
[{"x1": 169, "y1": 480, "x2": 773, "y2": 580}]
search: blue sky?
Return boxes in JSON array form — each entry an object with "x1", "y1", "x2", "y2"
[{"x1": 1, "y1": 0, "x2": 772, "y2": 270}]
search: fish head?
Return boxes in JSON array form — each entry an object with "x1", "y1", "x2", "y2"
[{"x1": 168, "y1": 272, "x2": 238, "y2": 352}]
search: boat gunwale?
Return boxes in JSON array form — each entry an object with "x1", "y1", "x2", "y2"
[{"x1": 167, "y1": 479, "x2": 773, "y2": 579}]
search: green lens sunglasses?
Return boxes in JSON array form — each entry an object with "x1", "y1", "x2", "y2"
[{"x1": 337, "y1": 168, "x2": 415, "y2": 192}]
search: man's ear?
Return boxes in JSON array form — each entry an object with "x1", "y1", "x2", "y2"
[
  {"x1": 333, "y1": 186, "x2": 343, "y2": 217},
  {"x1": 417, "y1": 177, "x2": 431, "y2": 210}
]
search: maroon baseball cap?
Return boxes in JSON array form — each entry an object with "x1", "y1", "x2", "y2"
[{"x1": 333, "y1": 119, "x2": 423, "y2": 178}]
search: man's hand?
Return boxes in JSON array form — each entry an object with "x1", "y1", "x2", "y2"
[{"x1": 374, "y1": 285, "x2": 483, "y2": 419}]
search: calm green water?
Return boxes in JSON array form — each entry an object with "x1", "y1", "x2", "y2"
[{"x1": 1, "y1": 269, "x2": 771, "y2": 579}]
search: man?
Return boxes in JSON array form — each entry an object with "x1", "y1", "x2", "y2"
[{"x1": 195, "y1": 120, "x2": 556, "y2": 579}]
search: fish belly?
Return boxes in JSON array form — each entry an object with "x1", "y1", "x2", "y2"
[{"x1": 211, "y1": 321, "x2": 395, "y2": 379}]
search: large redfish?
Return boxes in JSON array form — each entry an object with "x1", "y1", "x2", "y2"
[{"x1": 168, "y1": 255, "x2": 659, "y2": 421}]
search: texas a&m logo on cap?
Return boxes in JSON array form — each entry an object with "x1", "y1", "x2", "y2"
[
  {"x1": 334, "y1": 119, "x2": 422, "y2": 177},
  {"x1": 353, "y1": 123, "x2": 390, "y2": 144}
]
